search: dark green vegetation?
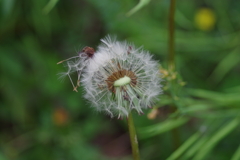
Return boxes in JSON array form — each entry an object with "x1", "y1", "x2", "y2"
[{"x1": 0, "y1": 0, "x2": 240, "y2": 159}]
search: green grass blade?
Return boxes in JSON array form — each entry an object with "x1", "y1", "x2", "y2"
[
  {"x1": 139, "y1": 117, "x2": 189, "y2": 139},
  {"x1": 166, "y1": 132, "x2": 201, "y2": 160},
  {"x1": 193, "y1": 118, "x2": 239, "y2": 160},
  {"x1": 231, "y1": 144, "x2": 240, "y2": 160},
  {"x1": 208, "y1": 48, "x2": 240, "y2": 85},
  {"x1": 182, "y1": 136, "x2": 209, "y2": 160},
  {"x1": 126, "y1": 0, "x2": 151, "y2": 16},
  {"x1": 187, "y1": 89, "x2": 240, "y2": 105},
  {"x1": 42, "y1": 0, "x2": 59, "y2": 14}
]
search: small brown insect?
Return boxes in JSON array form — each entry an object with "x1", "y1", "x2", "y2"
[
  {"x1": 57, "y1": 46, "x2": 95, "y2": 64},
  {"x1": 81, "y1": 46, "x2": 95, "y2": 58},
  {"x1": 127, "y1": 46, "x2": 132, "y2": 54},
  {"x1": 57, "y1": 46, "x2": 95, "y2": 92}
]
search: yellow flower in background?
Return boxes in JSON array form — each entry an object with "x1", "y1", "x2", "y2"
[{"x1": 195, "y1": 8, "x2": 216, "y2": 31}]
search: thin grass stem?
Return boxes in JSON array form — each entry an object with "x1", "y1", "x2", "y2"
[{"x1": 168, "y1": 0, "x2": 176, "y2": 71}]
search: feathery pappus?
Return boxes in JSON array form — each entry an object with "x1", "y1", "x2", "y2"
[{"x1": 58, "y1": 36, "x2": 162, "y2": 118}]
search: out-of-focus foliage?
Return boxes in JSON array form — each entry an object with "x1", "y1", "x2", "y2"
[{"x1": 0, "y1": 0, "x2": 240, "y2": 160}]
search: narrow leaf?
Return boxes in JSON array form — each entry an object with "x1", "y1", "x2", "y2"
[
  {"x1": 166, "y1": 132, "x2": 201, "y2": 160},
  {"x1": 193, "y1": 118, "x2": 239, "y2": 160},
  {"x1": 42, "y1": 0, "x2": 59, "y2": 14},
  {"x1": 139, "y1": 117, "x2": 189, "y2": 139},
  {"x1": 208, "y1": 48, "x2": 240, "y2": 85},
  {"x1": 182, "y1": 136, "x2": 209, "y2": 160},
  {"x1": 126, "y1": 0, "x2": 151, "y2": 16},
  {"x1": 231, "y1": 143, "x2": 240, "y2": 160}
]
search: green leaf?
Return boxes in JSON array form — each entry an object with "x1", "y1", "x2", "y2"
[
  {"x1": 1, "y1": 0, "x2": 15, "y2": 16},
  {"x1": 231, "y1": 143, "x2": 240, "y2": 160},
  {"x1": 166, "y1": 132, "x2": 201, "y2": 160},
  {"x1": 42, "y1": 0, "x2": 59, "y2": 14},
  {"x1": 126, "y1": 0, "x2": 151, "y2": 16},
  {"x1": 208, "y1": 48, "x2": 240, "y2": 85},
  {"x1": 193, "y1": 118, "x2": 239, "y2": 160},
  {"x1": 182, "y1": 136, "x2": 209, "y2": 160},
  {"x1": 187, "y1": 89, "x2": 240, "y2": 105},
  {"x1": 182, "y1": 103, "x2": 212, "y2": 113},
  {"x1": 0, "y1": 152, "x2": 8, "y2": 160},
  {"x1": 138, "y1": 117, "x2": 189, "y2": 139}
]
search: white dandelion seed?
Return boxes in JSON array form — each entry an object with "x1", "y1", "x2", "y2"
[
  {"x1": 57, "y1": 46, "x2": 95, "y2": 92},
  {"x1": 58, "y1": 36, "x2": 162, "y2": 118}
]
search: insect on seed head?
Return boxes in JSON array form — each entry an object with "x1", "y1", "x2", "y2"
[{"x1": 81, "y1": 46, "x2": 95, "y2": 58}]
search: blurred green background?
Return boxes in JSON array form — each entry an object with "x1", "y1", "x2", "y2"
[{"x1": 0, "y1": 0, "x2": 240, "y2": 160}]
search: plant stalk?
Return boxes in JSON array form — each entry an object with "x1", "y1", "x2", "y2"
[
  {"x1": 168, "y1": 0, "x2": 176, "y2": 71},
  {"x1": 127, "y1": 112, "x2": 140, "y2": 160},
  {"x1": 168, "y1": 0, "x2": 180, "y2": 151}
]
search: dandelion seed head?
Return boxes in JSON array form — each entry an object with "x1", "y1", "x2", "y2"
[
  {"x1": 58, "y1": 36, "x2": 162, "y2": 117},
  {"x1": 81, "y1": 36, "x2": 162, "y2": 118}
]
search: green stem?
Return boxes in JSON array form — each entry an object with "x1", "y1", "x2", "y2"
[
  {"x1": 127, "y1": 112, "x2": 140, "y2": 160},
  {"x1": 168, "y1": 0, "x2": 176, "y2": 71},
  {"x1": 168, "y1": 0, "x2": 179, "y2": 151}
]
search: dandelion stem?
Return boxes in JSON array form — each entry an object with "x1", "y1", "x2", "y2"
[
  {"x1": 127, "y1": 112, "x2": 140, "y2": 160},
  {"x1": 168, "y1": 0, "x2": 176, "y2": 71}
]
